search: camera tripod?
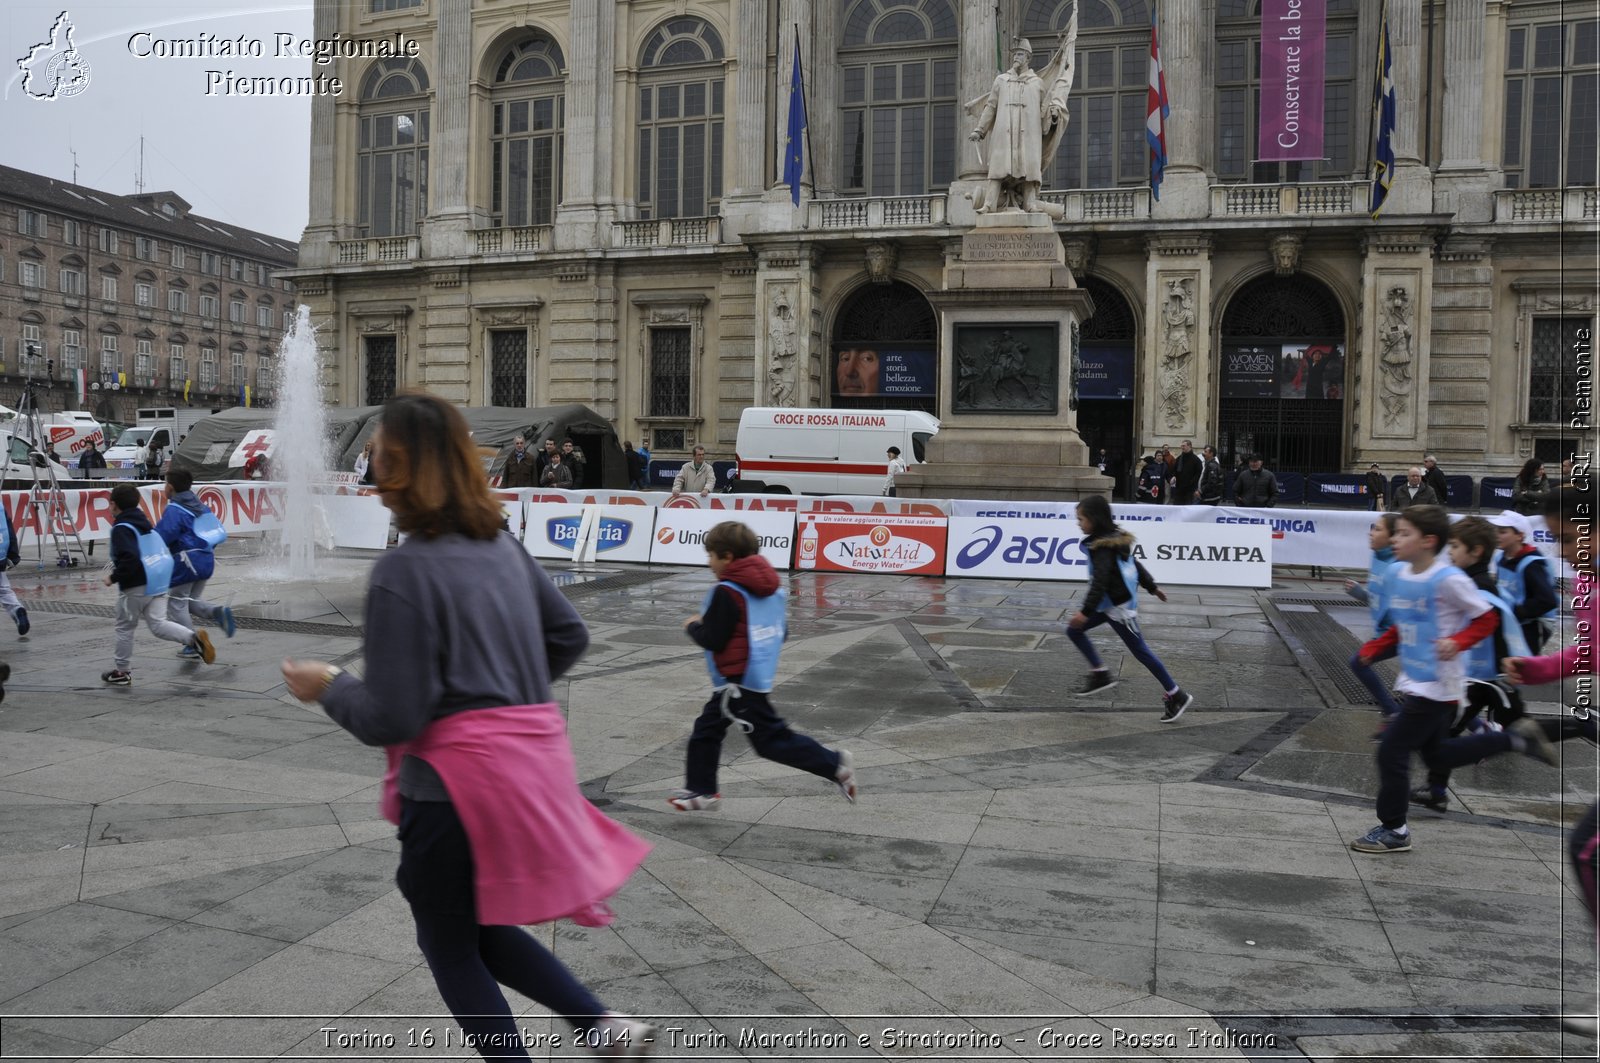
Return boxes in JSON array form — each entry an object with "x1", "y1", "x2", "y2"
[{"x1": 0, "y1": 371, "x2": 89, "y2": 569}]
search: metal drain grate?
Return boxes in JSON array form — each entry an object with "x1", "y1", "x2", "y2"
[
  {"x1": 1272, "y1": 603, "x2": 1396, "y2": 705},
  {"x1": 1272, "y1": 595, "x2": 1358, "y2": 607}
]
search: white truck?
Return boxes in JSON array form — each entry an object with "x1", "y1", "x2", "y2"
[
  {"x1": 103, "y1": 406, "x2": 220, "y2": 477},
  {"x1": 0, "y1": 410, "x2": 107, "y2": 465},
  {"x1": 734, "y1": 407, "x2": 940, "y2": 495}
]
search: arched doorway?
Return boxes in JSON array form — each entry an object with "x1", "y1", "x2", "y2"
[
  {"x1": 1076, "y1": 275, "x2": 1137, "y2": 497},
  {"x1": 1217, "y1": 273, "x2": 1346, "y2": 473},
  {"x1": 830, "y1": 281, "x2": 937, "y2": 413}
]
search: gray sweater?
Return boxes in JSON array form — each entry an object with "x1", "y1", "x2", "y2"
[{"x1": 321, "y1": 530, "x2": 589, "y2": 800}]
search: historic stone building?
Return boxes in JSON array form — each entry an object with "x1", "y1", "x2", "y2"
[
  {"x1": 291, "y1": 0, "x2": 1596, "y2": 482},
  {"x1": 0, "y1": 165, "x2": 299, "y2": 423}
]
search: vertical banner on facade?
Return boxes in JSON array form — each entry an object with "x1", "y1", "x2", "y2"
[{"x1": 1258, "y1": 0, "x2": 1326, "y2": 161}]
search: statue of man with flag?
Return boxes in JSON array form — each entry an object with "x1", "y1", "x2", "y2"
[{"x1": 965, "y1": 5, "x2": 1077, "y2": 220}]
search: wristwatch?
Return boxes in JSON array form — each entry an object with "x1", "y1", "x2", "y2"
[{"x1": 319, "y1": 665, "x2": 344, "y2": 693}]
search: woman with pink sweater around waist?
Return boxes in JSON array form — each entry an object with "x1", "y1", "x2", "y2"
[
  {"x1": 1502, "y1": 488, "x2": 1597, "y2": 1038},
  {"x1": 283, "y1": 393, "x2": 653, "y2": 1060}
]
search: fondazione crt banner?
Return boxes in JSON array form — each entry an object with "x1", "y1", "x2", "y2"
[{"x1": 1258, "y1": 0, "x2": 1325, "y2": 161}]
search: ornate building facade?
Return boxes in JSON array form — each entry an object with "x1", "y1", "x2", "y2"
[
  {"x1": 291, "y1": 0, "x2": 1597, "y2": 478},
  {"x1": 0, "y1": 165, "x2": 298, "y2": 423}
]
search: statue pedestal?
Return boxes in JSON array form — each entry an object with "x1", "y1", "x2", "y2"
[{"x1": 895, "y1": 211, "x2": 1114, "y2": 502}]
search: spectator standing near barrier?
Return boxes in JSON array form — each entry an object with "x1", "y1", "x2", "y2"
[
  {"x1": 501, "y1": 436, "x2": 539, "y2": 489},
  {"x1": 536, "y1": 439, "x2": 558, "y2": 481},
  {"x1": 1233, "y1": 455, "x2": 1278, "y2": 508},
  {"x1": 1136, "y1": 455, "x2": 1165, "y2": 504},
  {"x1": 1511, "y1": 459, "x2": 1548, "y2": 516},
  {"x1": 562, "y1": 440, "x2": 587, "y2": 487},
  {"x1": 1170, "y1": 440, "x2": 1202, "y2": 505},
  {"x1": 624, "y1": 441, "x2": 646, "y2": 490},
  {"x1": 1198, "y1": 445, "x2": 1224, "y2": 505},
  {"x1": 540, "y1": 452, "x2": 573, "y2": 489},
  {"x1": 1422, "y1": 455, "x2": 1449, "y2": 506},
  {"x1": 671, "y1": 446, "x2": 716, "y2": 498},
  {"x1": 78, "y1": 442, "x2": 106, "y2": 479},
  {"x1": 1366, "y1": 463, "x2": 1387, "y2": 511},
  {"x1": 1390, "y1": 467, "x2": 1439, "y2": 509}
]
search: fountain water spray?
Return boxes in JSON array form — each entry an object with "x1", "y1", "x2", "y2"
[{"x1": 271, "y1": 306, "x2": 328, "y2": 579}]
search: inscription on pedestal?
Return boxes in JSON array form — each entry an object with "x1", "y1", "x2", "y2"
[{"x1": 962, "y1": 230, "x2": 1061, "y2": 262}]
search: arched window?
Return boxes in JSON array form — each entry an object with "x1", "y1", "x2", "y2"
[
  {"x1": 1024, "y1": 0, "x2": 1150, "y2": 189},
  {"x1": 1215, "y1": 0, "x2": 1360, "y2": 182},
  {"x1": 491, "y1": 36, "x2": 566, "y2": 227},
  {"x1": 839, "y1": 0, "x2": 959, "y2": 195},
  {"x1": 831, "y1": 281, "x2": 938, "y2": 413},
  {"x1": 638, "y1": 18, "x2": 725, "y2": 219},
  {"x1": 1503, "y1": 8, "x2": 1598, "y2": 188},
  {"x1": 357, "y1": 58, "x2": 430, "y2": 237},
  {"x1": 1218, "y1": 272, "x2": 1346, "y2": 473}
]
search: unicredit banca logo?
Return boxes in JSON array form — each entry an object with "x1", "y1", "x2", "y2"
[{"x1": 17, "y1": 12, "x2": 92, "y2": 100}]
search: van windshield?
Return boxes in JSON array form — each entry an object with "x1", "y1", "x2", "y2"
[{"x1": 912, "y1": 432, "x2": 932, "y2": 463}]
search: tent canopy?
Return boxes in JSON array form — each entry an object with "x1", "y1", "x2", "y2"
[{"x1": 174, "y1": 404, "x2": 624, "y2": 488}]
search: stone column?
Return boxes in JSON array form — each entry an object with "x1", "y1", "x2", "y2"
[
  {"x1": 1354, "y1": 228, "x2": 1435, "y2": 459},
  {"x1": 556, "y1": 0, "x2": 616, "y2": 248},
  {"x1": 422, "y1": 0, "x2": 473, "y2": 258},
  {"x1": 1142, "y1": 234, "x2": 1214, "y2": 449},
  {"x1": 301, "y1": 0, "x2": 341, "y2": 266},
  {"x1": 807, "y1": 0, "x2": 836, "y2": 196},
  {"x1": 1151, "y1": 0, "x2": 1213, "y2": 217},
  {"x1": 733, "y1": 2, "x2": 768, "y2": 196},
  {"x1": 1434, "y1": 0, "x2": 1492, "y2": 221},
  {"x1": 1383, "y1": 0, "x2": 1433, "y2": 214},
  {"x1": 946, "y1": 0, "x2": 998, "y2": 226},
  {"x1": 724, "y1": 4, "x2": 792, "y2": 240}
]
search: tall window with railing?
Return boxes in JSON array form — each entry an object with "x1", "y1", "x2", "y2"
[
  {"x1": 637, "y1": 18, "x2": 725, "y2": 219},
  {"x1": 647, "y1": 327, "x2": 692, "y2": 417},
  {"x1": 1215, "y1": 0, "x2": 1360, "y2": 182},
  {"x1": 199, "y1": 346, "x2": 218, "y2": 388},
  {"x1": 135, "y1": 339, "x2": 153, "y2": 381},
  {"x1": 169, "y1": 344, "x2": 185, "y2": 387},
  {"x1": 839, "y1": 0, "x2": 959, "y2": 196},
  {"x1": 100, "y1": 335, "x2": 120, "y2": 377},
  {"x1": 1503, "y1": 16, "x2": 1598, "y2": 188},
  {"x1": 491, "y1": 36, "x2": 565, "y2": 228},
  {"x1": 1024, "y1": 0, "x2": 1151, "y2": 189},
  {"x1": 357, "y1": 58, "x2": 431, "y2": 237}
]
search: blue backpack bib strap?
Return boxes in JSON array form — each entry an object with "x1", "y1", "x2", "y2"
[
  {"x1": 1367, "y1": 552, "x2": 1395, "y2": 632},
  {"x1": 137, "y1": 530, "x2": 175, "y2": 596},
  {"x1": 1465, "y1": 587, "x2": 1531, "y2": 680},
  {"x1": 183, "y1": 504, "x2": 229, "y2": 547}
]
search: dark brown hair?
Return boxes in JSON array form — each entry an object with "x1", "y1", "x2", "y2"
[
  {"x1": 373, "y1": 391, "x2": 505, "y2": 540},
  {"x1": 1399, "y1": 504, "x2": 1450, "y2": 553},
  {"x1": 1448, "y1": 515, "x2": 1496, "y2": 559},
  {"x1": 165, "y1": 469, "x2": 194, "y2": 492},
  {"x1": 704, "y1": 521, "x2": 759, "y2": 559},
  {"x1": 111, "y1": 482, "x2": 141, "y2": 511},
  {"x1": 1374, "y1": 512, "x2": 1399, "y2": 536}
]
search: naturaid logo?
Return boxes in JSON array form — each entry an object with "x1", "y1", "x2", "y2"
[{"x1": 17, "y1": 11, "x2": 92, "y2": 101}]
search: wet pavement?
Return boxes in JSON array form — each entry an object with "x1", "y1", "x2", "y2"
[{"x1": 0, "y1": 537, "x2": 1595, "y2": 1061}]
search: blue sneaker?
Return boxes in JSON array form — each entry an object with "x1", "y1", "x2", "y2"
[
  {"x1": 14, "y1": 607, "x2": 28, "y2": 637},
  {"x1": 218, "y1": 606, "x2": 237, "y2": 639},
  {"x1": 1351, "y1": 824, "x2": 1411, "y2": 854},
  {"x1": 177, "y1": 644, "x2": 200, "y2": 659}
]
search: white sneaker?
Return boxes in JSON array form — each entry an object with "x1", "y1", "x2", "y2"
[
  {"x1": 590, "y1": 1013, "x2": 657, "y2": 1058},
  {"x1": 833, "y1": 748, "x2": 857, "y2": 803}
]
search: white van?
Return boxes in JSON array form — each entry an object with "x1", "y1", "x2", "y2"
[{"x1": 735, "y1": 407, "x2": 939, "y2": 495}]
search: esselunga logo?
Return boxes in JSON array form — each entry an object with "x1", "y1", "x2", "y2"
[
  {"x1": 545, "y1": 516, "x2": 633, "y2": 552},
  {"x1": 955, "y1": 525, "x2": 1085, "y2": 569},
  {"x1": 17, "y1": 12, "x2": 92, "y2": 100}
]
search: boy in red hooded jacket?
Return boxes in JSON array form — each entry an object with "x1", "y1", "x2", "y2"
[{"x1": 669, "y1": 521, "x2": 857, "y2": 811}]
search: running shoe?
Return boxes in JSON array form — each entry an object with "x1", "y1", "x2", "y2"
[
  {"x1": 191, "y1": 630, "x2": 216, "y2": 665},
  {"x1": 833, "y1": 748, "x2": 858, "y2": 804},
  {"x1": 177, "y1": 644, "x2": 200, "y2": 659},
  {"x1": 1160, "y1": 689, "x2": 1193, "y2": 722},
  {"x1": 1509, "y1": 718, "x2": 1558, "y2": 767},
  {"x1": 1408, "y1": 785, "x2": 1449, "y2": 812},
  {"x1": 218, "y1": 606, "x2": 237, "y2": 639},
  {"x1": 14, "y1": 607, "x2": 28, "y2": 637},
  {"x1": 101, "y1": 669, "x2": 132, "y2": 686},
  {"x1": 1350, "y1": 824, "x2": 1411, "y2": 854},
  {"x1": 666, "y1": 790, "x2": 721, "y2": 811},
  {"x1": 1075, "y1": 671, "x2": 1117, "y2": 697}
]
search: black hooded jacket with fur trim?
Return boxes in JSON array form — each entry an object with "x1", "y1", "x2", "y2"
[{"x1": 1080, "y1": 529, "x2": 1160, "y2": 615}]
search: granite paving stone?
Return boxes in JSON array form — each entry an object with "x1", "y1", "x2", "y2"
[{"x1": 0, "y1": 559, "x2": 1589, "y2": 1060}]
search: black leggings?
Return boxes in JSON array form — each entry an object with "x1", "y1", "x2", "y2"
[{"x1": 397, "y1": 798, "x2": 606, "y2": 1061}]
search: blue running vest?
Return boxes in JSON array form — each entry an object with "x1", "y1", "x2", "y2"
[
  {"x1": 1465, "y1": 587, "x2": 1530, "y2": 680},
  {"x1": 1367, "y1": 547, "x2": 1396, "y2": 633},
  {"x1": 1387, "y1": 561, "x2": 1465, "y2": 685},
  {"x1": 1495, "y1": 550, "x2": 1558, "y2": 621},
  {"x1": 702, "y1": 582, "x2": 787, "y2": 692}
]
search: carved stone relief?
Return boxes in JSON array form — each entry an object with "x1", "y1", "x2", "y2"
[
  {"x1": 766, "y1": 285, "x2": 798, "y2": 406},
  {"x1": 1158, "y1": 277, "x2": 1196, "y2": 430},
  {"x1": 1377, "y1": 284, "x2": 1414, "y2": 427},
  {"x1": 1062, "y1": 237, "x2": 1095, "y2": 278},
  {"x1": 1269, "y1": 233, "x2": 1303, "y2": 276},
  {"x1": 864, "y1": 242, "x2": 897, "y2": 284}
]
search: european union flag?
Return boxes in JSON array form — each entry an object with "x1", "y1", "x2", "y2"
[
  {"x1": 783, "y1": 37, "x2": 806, "y2": 206},
  {"x1": 1370, "y1": 1, "x2": 1396, "y2": 217}
]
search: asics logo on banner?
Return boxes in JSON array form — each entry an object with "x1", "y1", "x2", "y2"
[
  {"x1": 955, "y1": 525, "x2": 1085, "y2": 569},
  {"x1": 546, "y1": 516, "x2": 632, "y2": 552}
]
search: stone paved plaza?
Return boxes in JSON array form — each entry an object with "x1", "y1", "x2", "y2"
[{"x1": 0, "y1": 538, "x2": 1596, "y2": 1061}]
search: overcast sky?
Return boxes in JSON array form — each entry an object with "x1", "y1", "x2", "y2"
[{"x1": 2, "y1": 1, "x2": 314, "y2": 241}]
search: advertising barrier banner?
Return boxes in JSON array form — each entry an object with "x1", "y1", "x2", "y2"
[
  {"x1": 946, "y1": 515, "x2": 1272, "y2": 587},
  {"x1": 649, "y1": 508, "x2": 796, "y2": 569},
  {"x1": 798, "y1": 513, "x2": 947, "y2": 575},
  {"x1": 1, "y1": 482, "x2": 286, "y2": 545},
  {"x1": 321, "y1": 493, "x2": 391, "y2": 550},
  {"x1": 513, "y1": 488, "x2": 950, "y2": 517},
  {"x1": 523, "y1": 503, "x2": 657, "y2": 562},
  {"x1": 1132, "y1": 521, "x2": 1274, "y2": 588},
  {"x1": 946, "y1": 516, "x2": 1090, "y2": 580}
]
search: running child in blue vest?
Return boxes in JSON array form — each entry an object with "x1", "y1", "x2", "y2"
[
  {"x1": 103, "y1": 482, "x2": 215, "y2": 685},
  {"x1": 669, "y1": 520, "x2": 856, "y2": 811},
  {"x1": 1344, "y1": 513, "x2": 1401, "y2": 719},
  {"x1": 1409, "y1": 516, "x2": 1544, "y2": 812},
  {"x1": 155, "y1": 469, "x2": 237, "y2": 656},
  {"x1": 1350, "y1": 505, "x2": 1555, "y2": 853},
  {"x1": 1068, "y1": 494, "x2": 1193, "y2": 722},
  {"x1": 1487, "y1": 510, "x2": 1559, "y2": 654},
  {"x1": 0, "y1": 504, "x2": 29, "y2": 638}
]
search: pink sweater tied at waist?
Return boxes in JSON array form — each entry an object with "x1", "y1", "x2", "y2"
[{"x1": 381, "y1": 702, "x2": 650, "y2": 928}]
